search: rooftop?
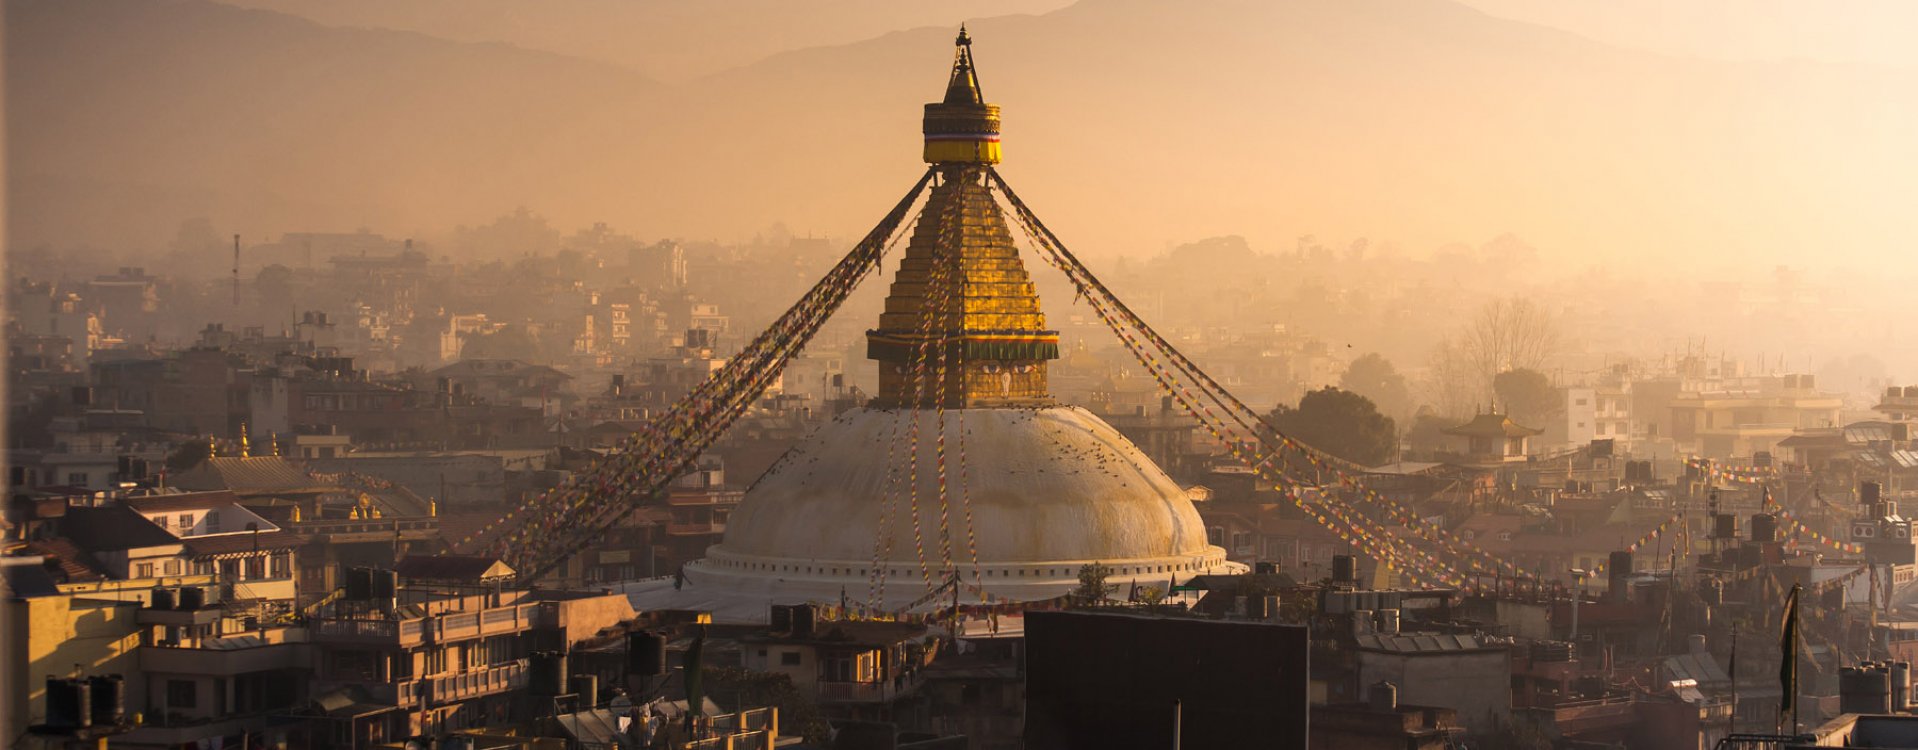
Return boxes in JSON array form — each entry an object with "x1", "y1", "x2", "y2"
[{"x1": 1443, "y1": 413, "x2": 1543, "y2": 439}]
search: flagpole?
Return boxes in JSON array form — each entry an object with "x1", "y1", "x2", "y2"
[{"x1": 1729, "y1": 625, "x2": 1737, "y2": 735}]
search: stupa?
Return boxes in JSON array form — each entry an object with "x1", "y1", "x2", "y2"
[{"x1": 678, "y1": 30, "x2": 1236, "y2": 610}]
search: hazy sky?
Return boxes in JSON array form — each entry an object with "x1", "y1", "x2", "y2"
[
  {"x1": 1459, "y1": 0, "x2": 1918, "y2": 68},
  {"x1": 13, "y1": 0, "x2": 1918, "y2": 274},
  {"x1": 217, "y1": 0, "x2": 1918, "y2": 76}
]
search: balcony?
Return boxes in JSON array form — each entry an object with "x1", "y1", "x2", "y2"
[
  {"x1": 815, "y1": 673, "x2": 922, "y2": 704},
  {"x1": 424, "y1": 659, "x2": 527, "y2": 704},
  {"x1": 424, "y1": 603, "x2": 542, "y2": 643},
  {"x1": 315, "y1": 602, "x2": 541, "y2": 647},
  {"x1": 313, "y1": 617, "x2": 428, "y2": 647}
]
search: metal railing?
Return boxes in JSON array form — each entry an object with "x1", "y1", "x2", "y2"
[{"x1": 425, "y1": 659, "x2": 527, "y2": 704}]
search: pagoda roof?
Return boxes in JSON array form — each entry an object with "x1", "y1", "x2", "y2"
[
  {"x1": 1442, "y1": 413, "x2": 1542, "y2": 439},
  {"x1": 172, "y1": 456, "x2": 326, "y2": 494}
]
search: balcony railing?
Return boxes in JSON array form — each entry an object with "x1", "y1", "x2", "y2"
[
  {"x1": 816, "y1": 673, "x2": 921, "y2": 703},
  {"x1": 316, "y1": 602, "x2": 541, "y2": 647},
  {"x1": 425, "y1": 659, "x2": 527, "y2": 704}
]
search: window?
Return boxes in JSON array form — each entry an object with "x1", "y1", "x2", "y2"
[
  {"x1": 167, "y1": 679, "x2": 197, "y2": 708},
  {"x1": 68, "y1": 472, "x2": 88, "y2": 486},
  {"x1": 163, "y1": 560, "x2": 182, "y2": 576},
  {"x1": 136, "y1": 562, "x2": 155, "y2": 579},
  {"x1": 780, "y1": 651, "x2": 802, "y2": 666},
  {"x1": 270, "y1": 553, "x2": 289, "y2": 578},
  {"x1": 178, "y1": 514, "x2": 194, "y2": 529},
  {"x1": 204, "y1": 511, "x2": 220, "y2": 532}
]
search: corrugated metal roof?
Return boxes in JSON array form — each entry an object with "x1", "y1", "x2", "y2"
[
  {"x1": 1663, "y1": 652, "x2": 1729, "y2": 684},
  {"x1": 1849, "y1": 425, "x2": 1894, "y2": 445},
  {"x1": 1354, "y1": 633, "x2": 1489, "y2": 653}
]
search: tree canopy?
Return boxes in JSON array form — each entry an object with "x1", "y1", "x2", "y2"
[
  {"x1": 1339, "y1": 353, "x2": 1412, "y2": 421},
  {"x1": 1269, "y1": 386, "x2": 1397, "y2": 466},
  {"x1": 1493, "y1": 368, "x2": 1560, "y2": 429}
]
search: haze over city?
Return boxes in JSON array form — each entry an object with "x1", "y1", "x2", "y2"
[{"x1": 7, "y1": 2, "x2": 1918, "y2": 749}]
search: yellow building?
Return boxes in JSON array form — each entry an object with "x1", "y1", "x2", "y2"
[{"x1": 2, "y1": 560, "x2": 145, "y2": 747}]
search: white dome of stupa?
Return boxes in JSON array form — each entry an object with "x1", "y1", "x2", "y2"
[{"x1": 684, "y1": 405, "x2": 1235, "y2": 606}]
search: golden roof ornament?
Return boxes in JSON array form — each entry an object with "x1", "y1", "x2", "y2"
[
  {"x1": 239, "y1": 422, "x2": 251, "y2": 458},
  {"x1": 923, "y1": 25, "x2": 1001, "y2": 165}
]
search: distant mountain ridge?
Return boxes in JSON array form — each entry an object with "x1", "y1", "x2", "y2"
[{"x1": 8, "y1": 0, "x2": 1915, "y2": 268}]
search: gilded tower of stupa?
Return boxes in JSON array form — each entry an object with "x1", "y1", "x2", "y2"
[{"x1": 866, "y1": 29, "x2": 1060, "y2": 407}]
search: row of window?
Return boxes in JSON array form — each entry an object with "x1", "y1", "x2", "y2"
[{"x1": 131, "y1": 552, "x2": 289, "y2": 580}]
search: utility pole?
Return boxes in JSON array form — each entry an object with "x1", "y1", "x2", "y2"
[{"x1": 232, "y1": 234, "x2": 241, "y2": 306}]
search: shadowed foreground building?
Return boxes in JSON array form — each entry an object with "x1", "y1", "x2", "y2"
[{"x1": 1023, "y1": 610, "x2": 1309, "y2": 749}]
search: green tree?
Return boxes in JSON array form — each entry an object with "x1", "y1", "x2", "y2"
[
  {"x1": 1071, "y1": 563, "x2": 1116, "y2": 606},
  {"x1": 1493, "y1": 368, "x2": 1560, "y2": 429},
  {"x1": 1269, "y1": 387, "x2": 1398, "y2": 466},
  {"x1": 1340, "y1": 353, "x2": 1412, "y2": 421}
]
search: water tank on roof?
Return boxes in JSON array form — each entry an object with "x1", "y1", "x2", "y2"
[
  {"x1": 371, "y1": 569, "x2": 399, "y2": 600},
  {"x1": 150, "y1": 588, "x2": 175, "y2": 610},
  {"x1": 177, "y1": 586, "x2": 204, "y2": 611},
  {"x1": 627, "y1": 631, "x2": 667, "y2": 676},
  {"x1": 1713, "y1": 514, "x2": 1738, "y2": 541},
  {"x1": 791, "y1": 603, "x2": 817, "y2": 638},
  {"x1": 1332, "y1": 555, "x2": 1356, "y2": 584},
  {"x1": 1841, "y1": 666, "x2": 1893, "y2": 715},
  {"x1": 529, "y1": 651, "x2": 568, "y2": 697},
  {"x1": 88, "y1": 675, "x2": 125, "y2": 726},
  {"x1": 1751, "y1": 514, "x2": 1778, "y2": 544},
  {"x1": 43, "y1": 677, "x2": 90, "y2": 730},
  {"x1": 345, "y1": 567, "x2": 373, "y2": 600}
]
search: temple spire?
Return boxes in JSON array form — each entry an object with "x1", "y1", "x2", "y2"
[
  {"x1": 875, "y1": 32, "x2": 1058, "y2": 407},
  {"x1": 923, "y1": 27, "x2": 1001, "y2": 165},
  {"x1": 944, "y1": 26, "x2": 983, "y2": 105}
]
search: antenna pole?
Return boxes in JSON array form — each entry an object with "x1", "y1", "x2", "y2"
[{"x1": 232, "y1": 234, "x2": 241, "y2": 306}]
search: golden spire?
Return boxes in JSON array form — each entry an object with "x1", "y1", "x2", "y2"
[
  {"x1": 923, "y1": 26, "x2": 1001, "y2": 165},
  {"x1": 872, "y1": 32, "x2": 1058, "y2": 407},
  {"x1": 239, "y1": 422, "x2": 251, "y2": 458},
  {"x1": 944, "y1": 26, "x2": 983, "y2": 105}
]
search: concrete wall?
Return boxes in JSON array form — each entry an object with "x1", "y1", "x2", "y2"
[{"x1": 3, "y1": 594, "x2": 143, "y2": 740}]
